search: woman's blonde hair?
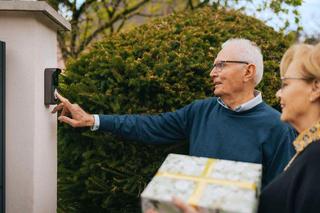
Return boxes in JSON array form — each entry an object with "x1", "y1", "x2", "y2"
[{"x1": 280, "y1": 42, "x2": 320, "y2": 79}]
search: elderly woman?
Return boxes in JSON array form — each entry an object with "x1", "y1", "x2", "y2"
[
  {"x1": 258, "y1": 42, "x2": 320, "y2": 212},
  {"x1": 147, "y1": 42, "x2": 320, "y2": 213}
]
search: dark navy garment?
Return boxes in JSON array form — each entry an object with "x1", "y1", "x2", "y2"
[
  {"x1": 259, "y1": 142, "x2": 320, "y2": 213},
  {"x1": 99, "y1": 97, "x2": 296, "y2": 187}
]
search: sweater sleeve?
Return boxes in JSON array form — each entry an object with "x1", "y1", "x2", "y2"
[
  {"x1": 98, "y1": 103, "x2": 194, "y2": 144},
  {"x1": 262, "y1": 124, "x2": 297, "y2": 187}
]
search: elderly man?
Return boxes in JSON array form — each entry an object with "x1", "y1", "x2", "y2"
[{"x1": 53, "y1": 38, "x2": 296, "y2": 187}]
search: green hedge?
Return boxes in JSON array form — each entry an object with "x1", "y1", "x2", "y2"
[{"x1": 58, "y1": 7, "x2": 292, "y2": 212}]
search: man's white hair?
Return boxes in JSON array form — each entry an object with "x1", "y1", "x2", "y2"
[{"x1": 222, "y1": 38, "x2": 264, "y2": 86}]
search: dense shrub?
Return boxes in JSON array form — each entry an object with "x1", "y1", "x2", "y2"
[{"x1": 58, "y1": 7, "x2": 293, "y2": 212}]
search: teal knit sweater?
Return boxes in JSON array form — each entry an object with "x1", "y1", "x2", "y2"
[{"x1": 99, "y1": 97, "x2": 296, "y2": 187}]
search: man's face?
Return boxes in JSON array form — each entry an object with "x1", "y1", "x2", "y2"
[{"x1": 209, "y1": 46, "x2": 248, "y2": 99}]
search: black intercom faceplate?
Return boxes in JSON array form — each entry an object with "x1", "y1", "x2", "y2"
[{"x1": 44, "y1": 68, "x2": 61, "y2": 105}]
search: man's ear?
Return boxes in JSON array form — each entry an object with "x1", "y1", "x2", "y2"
[
  {"x1": 243, "y1": 64, "x2": 256, "y2": 83},
  {"x1": 310, "y1": 79, "x2": 320, "y2": 102}
]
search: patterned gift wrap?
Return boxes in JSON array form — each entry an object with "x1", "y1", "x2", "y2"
[{"x1": 141, "y1": 154, "x2": 262, "y2": 213}]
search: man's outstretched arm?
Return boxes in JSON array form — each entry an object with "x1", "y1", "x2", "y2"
[{"x1": 51, "y1": 92, "x2": 190, "y2": 144}]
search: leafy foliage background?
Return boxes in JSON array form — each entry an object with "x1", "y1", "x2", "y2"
[{"x1": 58, "y1": 7, "x2": 293, "y2": 212}]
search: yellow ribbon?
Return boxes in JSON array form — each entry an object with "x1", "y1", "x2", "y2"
[{"x1": 156, "y1": 159, "x2": 257, "y2": 206}]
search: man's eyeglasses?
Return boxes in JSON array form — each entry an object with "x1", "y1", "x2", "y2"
[
  {"x1": 212, "y1": 60, "x2": 249, "y2": 73},
  {"x1": 280, "y1": 77, "x2": 313, "y2": 90}
]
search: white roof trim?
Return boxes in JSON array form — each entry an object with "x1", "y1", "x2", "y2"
[{"x1": 0, "y1": 1, "x2": 71, "y2": 31}]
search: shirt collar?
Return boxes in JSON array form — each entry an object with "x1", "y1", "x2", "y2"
[
  {"x1": 293, "y1": 121, "x2": 320, "y2": 153},
  {"x1": 284, "y1": 120, "x2": 320, "y2": 171},
  {"x1": 217, "y1": 90, "x2": 262, "y2": 112}
]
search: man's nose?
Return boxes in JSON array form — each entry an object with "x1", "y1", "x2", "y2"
[
  {"x1": 276, "y1": 89, "x2": 282, "y2": 99},
  {"x1": 210, "y1": 68, "x2": 218, "y2": 77}
]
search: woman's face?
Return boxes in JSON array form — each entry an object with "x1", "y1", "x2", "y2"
[{"x1": 276, "y1": 62, "x2": 313, "y2": 125}]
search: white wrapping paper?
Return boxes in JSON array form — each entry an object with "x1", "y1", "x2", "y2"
[{"x1": 141, "y1": 154, "x2": 262, "y2": 213}]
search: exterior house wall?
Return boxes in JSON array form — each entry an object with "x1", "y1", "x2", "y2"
[{"x1": 0, "y1": 2, "x2": 70, "y2": 212}]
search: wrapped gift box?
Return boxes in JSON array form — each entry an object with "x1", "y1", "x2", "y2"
[{"x1": 141, "y1": 154, "x2": 262, "y2": 213}]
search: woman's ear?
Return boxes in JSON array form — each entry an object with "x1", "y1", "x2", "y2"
[
  {"x1": 310, "y1": 79, "x2": 320, "y2": 102},
  {"x1": 243, "y1": 64, "x2": 256, "y2": 83}
]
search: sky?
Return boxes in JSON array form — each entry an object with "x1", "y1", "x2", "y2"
[
  {"x1": 229, "y1": 0, "x2": 320, "y2": 38},
  {"x1": 298, "y1": 0, "x2": 320, "y2": 37}
]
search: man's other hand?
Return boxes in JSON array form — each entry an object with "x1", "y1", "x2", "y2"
[
  {"x1": 144, "y1": 197, "x2": 199, "y2": 213},
  {"x1": 145, "y1": 209, "x2": 157, "y2": 213},
  {"x1": 173, "y1": 197, "x2": 199, "y2": 213}
]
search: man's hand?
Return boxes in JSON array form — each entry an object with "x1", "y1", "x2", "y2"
[
  {"x1": 172, "y1": 197, "x2": 199, "y2": 213},
  {"x1": 144, "y1": 197, "x2": 199, "y2": 213},
  {"x1": 51, "y1": 92, "x2": 95, "y2": 128},
  {"x1": 145, "y1": 209, "x2": 157, "y2": 213}
]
